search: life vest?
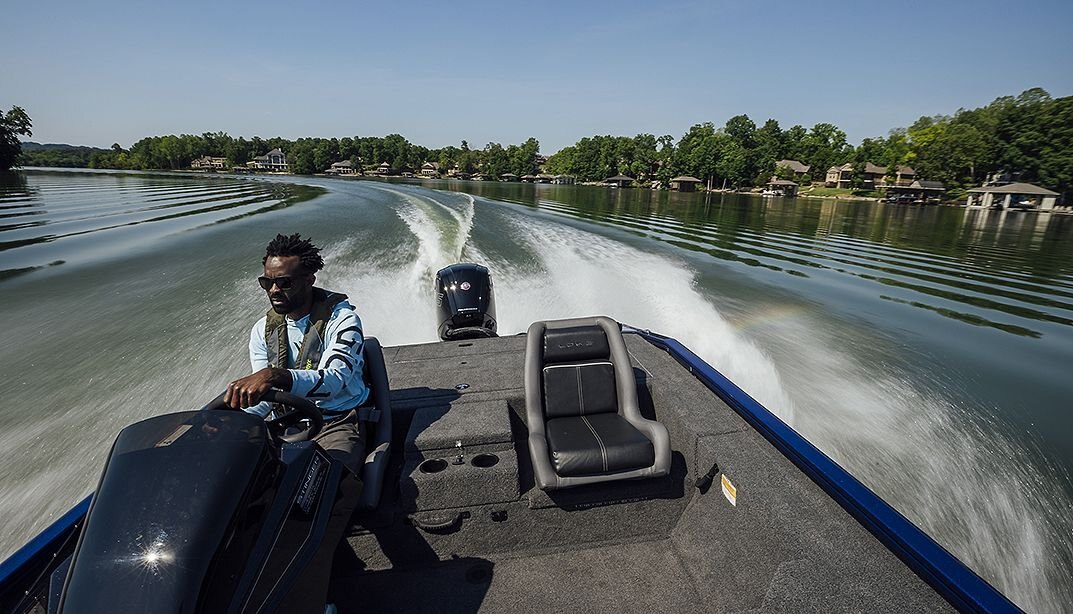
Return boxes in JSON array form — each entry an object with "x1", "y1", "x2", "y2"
[{"x1": 265, "y1": 287, "x2": 349, "y2": 371}]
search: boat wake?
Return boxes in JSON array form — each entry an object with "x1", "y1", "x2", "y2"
[{"x1": 753, "y1": 314, "x2": 1073, "y2": 612}]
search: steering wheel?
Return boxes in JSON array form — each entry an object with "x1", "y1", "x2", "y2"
[{"x1": 200, "y1": 389, "x2": 324, "y2": 443}]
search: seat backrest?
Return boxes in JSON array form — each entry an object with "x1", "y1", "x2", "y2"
[
  {"x1": 356, "y1": 336, "x2": 392, "y2": 510},
  {"x1": 540, "y1": 325, "x2": 619, "y2": 419}
]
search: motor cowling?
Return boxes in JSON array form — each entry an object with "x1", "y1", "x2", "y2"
[
  {"x1": 59, "y1": 411, "x2": 281, "y2": 612},
  {"x1": 435, "y1": 263, "x2": 497, "y2": 341},
  {"x1": 58, "y1": 410, "x2": 343, "y2": 613}
]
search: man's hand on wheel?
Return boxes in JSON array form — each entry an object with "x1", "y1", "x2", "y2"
[{"x1": 225, "y1": 368, "x2": 293, "y2": 409}]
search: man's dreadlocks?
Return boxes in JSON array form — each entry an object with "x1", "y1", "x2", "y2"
[{"x1": 263, "y1": 233, "x2": 325, "y2": 273}]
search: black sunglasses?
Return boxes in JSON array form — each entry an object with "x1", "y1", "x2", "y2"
[{"x1": 257, "y1": 275, "x2": 297, "y2": 290}]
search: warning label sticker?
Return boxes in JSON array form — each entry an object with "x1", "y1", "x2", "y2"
[{"x1": 721, "y1": 474, "x2": 737, "y2": 506}]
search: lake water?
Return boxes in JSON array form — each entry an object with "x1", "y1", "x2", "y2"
[{"x1": 2, "y1": 169, "x2": 1071, "y2": 611}]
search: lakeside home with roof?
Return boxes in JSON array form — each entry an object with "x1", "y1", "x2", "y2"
[
  {"x1": 825, "y1": 163, "x2": 915, "y2": 189},
  {"x1": 326, "y1": 160, "x2": 357, "y2": 175},
  {"x1": 776, "y1": 159, "x2": 810, "y2": 176},
  {"x1": 420, "y1": 162, "x2": 441, "y2": 177},
  {"x1": 825, "y1": 163, "x2": 853, "y2": 188},
  {"x1": 888, "y1": 166, "x2": 916, "y2": 187},
  {"x1": 191, "y1": 156, "x2": 227, "y2": 171},
  {"x1": 246, "y1": 148, "x2": 288, "y2": 172}
]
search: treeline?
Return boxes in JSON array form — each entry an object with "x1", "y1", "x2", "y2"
[
  {"x1": 12, "y1": 88, "x2": 1072, "y2": 198},
  {"x1": 69, "y1": 132, "x2": 545, "y2": 178},
  {"x1": 18, "y1": 142, "x2": 109, "y2": 168},
  {"x1": 547, "y1": 88, "x2": 1073, "y2": 196}
]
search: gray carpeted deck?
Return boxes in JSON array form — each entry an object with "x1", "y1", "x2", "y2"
[
  {"x1": 331, "y1": 332, "x2": 954, "y2": 613},
  {"x1": 339, "y1": 538, "x2": 705, "y2": 614}
]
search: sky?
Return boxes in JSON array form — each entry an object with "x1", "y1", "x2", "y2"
[{"x1": 3, "y1": 0, "x2": 1072, "y2": 154}]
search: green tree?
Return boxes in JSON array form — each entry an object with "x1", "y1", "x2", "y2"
[
  {"x1": 673, "y1": 123, "x2": 722, "y2": 186},
  {"x1": 783, "y1": 125, "x2": 808, "y2": 162},
  {"x1": 716, "y1": 137, "x2": 749, "y2": 187},
  {"x1": 1038, "y1": 96, "x2": 1073, "y2": 200},
  {"x1": 801, "y1": 123, "x2": 849, "y2": 180},
  {"x1": 481, "y1": 142, "x2": 508, "y2": 177},
  {"x1": 1, "y1": 106, "x2": 33, "y2": 171},
  {"x1": 754, "y1": 119, "x2": 785, "y2": 183}
]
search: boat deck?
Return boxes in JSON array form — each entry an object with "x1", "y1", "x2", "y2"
[{"x1": 330, "y1": 333, "x2": 951, "y2": 612}]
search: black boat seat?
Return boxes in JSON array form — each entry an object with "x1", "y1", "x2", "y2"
[
  {"x1": 356, "y1": 337, "x2": 392, "y2": 510},
  {"x1": 525, "y1": 316, "x2": 670, "y2": 490}
]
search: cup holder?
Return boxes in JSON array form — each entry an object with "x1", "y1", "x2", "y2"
[
  {"x1": 419, "y1": 459, "x2": 448, "y2": 474},
  {"x1": 471, "y1": 453, "x2": 499, "y2": 468}
]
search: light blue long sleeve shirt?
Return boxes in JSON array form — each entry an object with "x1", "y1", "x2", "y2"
[{"x1": 245, "y1": 300, "x2": 369, "y2": 418}]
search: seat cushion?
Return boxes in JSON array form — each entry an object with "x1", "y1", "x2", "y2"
[
  {"x1": 545, "y1": 413, "x2": 655, "y2": 477},
  {"x1": 543, "y1": 361, "x2": 618, "y2": 419}
]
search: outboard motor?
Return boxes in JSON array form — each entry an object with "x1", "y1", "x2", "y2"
[{"x1": 435, "y1": 263, "x2": 497, "y2": 341}]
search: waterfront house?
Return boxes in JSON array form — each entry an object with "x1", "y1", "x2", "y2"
[
  {"x1": 862, "y1": 163, "x2": 888, "y2": 189},
  {"x1": 604, "y1": 175, "x2": 635, "y2": 188},
  {"x1": 669, "y1": 176, "x2": 702, "y2": 192},
  {"x1": 535, "y1": 173, "x2": 555, "y2": 184},
  {"x1": 420, "y1": 162, "x2": 441, "y2": 177},
  {"x1": 766, "y1": 178, "x2": 799, "y2": 197},
  {"x1": 776, "y1": 160, "x2": 811, "y2": 175},
  {"x1": 553, "y1": 175, "x2": 576, "y2": 185},
  {"x1": 825, "y1": 163, "x2": 854, "y2": 188},
  {"x1": 966, "y1": 182, "x2": 1058, "y2": 211},
  {"x1": 328, "y1": 160, "x2": 357, "y2": 176},
  {"x1": 247, "y1": 148, "x2": 288, "y2": 172},
  {"x1": 374, "y1": 162, "x2": 391, "y2": 176},
  {"x1": 825, "y1": 162, "x2": 910, "y2": 189},
  {"x1": 191, "y1": 156, "x2": 227, "y2": 171},
  {"x1": 520, "y1": 175, "x2": 537, "y2": 183},
  {"x1": 888, "y1": 166, "x2": 916, "y2": 187},
  {"x1": 500, "y1": 173, "x2": 519, "y2": 182}
]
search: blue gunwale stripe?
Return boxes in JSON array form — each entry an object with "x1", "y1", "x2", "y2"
[
  {"x1": 631, "y1": 329, "x2": 1019, "y2": 613},
  {"x1": 0, "y1": 495, "x2": 92, "y2": 591}
]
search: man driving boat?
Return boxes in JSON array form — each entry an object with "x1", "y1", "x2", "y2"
[{"x1": 225, "y1": 232, "x2": 368, "y2": 474}]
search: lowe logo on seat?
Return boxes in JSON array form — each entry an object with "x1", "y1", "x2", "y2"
[{"x1": 556, "y1": 340, "x2": 594, "y2": 350}]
